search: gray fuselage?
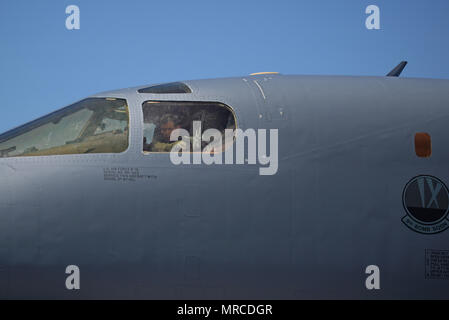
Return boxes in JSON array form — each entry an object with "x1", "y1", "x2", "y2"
[{"x1": 0, "y1": 74, "x2": 448, "y2": 299}]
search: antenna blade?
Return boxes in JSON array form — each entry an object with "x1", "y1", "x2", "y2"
[{"x1": 387, "y1": 61, "x2": 408, "y2": 77}]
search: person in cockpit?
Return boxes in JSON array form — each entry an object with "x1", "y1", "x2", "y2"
[{"x1": 144, "y1": 114, "x2": 184, "y2": 152}]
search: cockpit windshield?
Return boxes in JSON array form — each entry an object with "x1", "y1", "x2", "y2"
[{"x1": 0, "y1": 98, "x2": 129, "y2": 158}]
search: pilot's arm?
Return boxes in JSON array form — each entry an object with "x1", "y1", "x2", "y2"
[
  {"x1": 149, "y1": 135, "x2": 194, "y2": 152},
  {"x1": 148, "y1": 141, "x2": 179, "y2": 152}
]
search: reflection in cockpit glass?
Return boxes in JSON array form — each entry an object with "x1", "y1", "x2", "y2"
[{"x1": 0, "y1": 98, "x2": 129, "y2": 158}]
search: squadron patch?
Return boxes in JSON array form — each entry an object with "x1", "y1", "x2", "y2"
[{"x1": 402, "y1": 175, "x2": 449, "y2": 234}]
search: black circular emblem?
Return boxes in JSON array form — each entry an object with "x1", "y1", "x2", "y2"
[{"x1": 402, "y1": 175, "x2": 449, "y2": 234}]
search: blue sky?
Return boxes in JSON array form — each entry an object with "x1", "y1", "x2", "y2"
[{"x1": 1, "y1": 0, "x2": 448, "y2": 133}]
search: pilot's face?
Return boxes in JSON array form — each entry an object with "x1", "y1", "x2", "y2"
[{"x1": 160, "y1": 120, "x2": 177, "y2": 142}]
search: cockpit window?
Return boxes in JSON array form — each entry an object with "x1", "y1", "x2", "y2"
[
  {"x1": 142, "y1": 101, "x2": 236, "y2": 153},
  {"x1": 0, "y1": 98, "x2": 129, "y2": 158},
  {"x1": 138, "y1": 82, "x2": 192, "y2": 94}
]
